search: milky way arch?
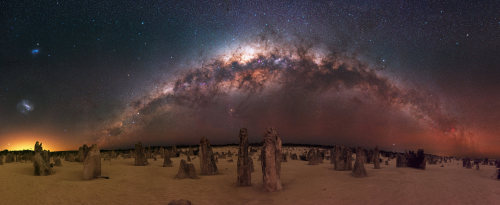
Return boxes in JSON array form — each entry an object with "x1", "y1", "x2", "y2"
[{"x1": 97, "y1": 38, "x2": 470, "y2": 153}]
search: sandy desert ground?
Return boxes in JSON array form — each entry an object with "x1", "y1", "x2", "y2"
[{"x1": 0, "y1": 147, "x2": 499, "y2": 205}]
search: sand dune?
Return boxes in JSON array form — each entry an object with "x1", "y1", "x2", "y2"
[{"x1": 0, "y1": 147, "x2": 498, "y2": 205}]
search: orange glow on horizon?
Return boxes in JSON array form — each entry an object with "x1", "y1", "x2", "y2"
[{"x1": 0, "y1": 132, "x2": 69, "y2": 151}]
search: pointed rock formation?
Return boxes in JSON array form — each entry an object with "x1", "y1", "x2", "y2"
[
  {"x1": 237, "y1": 128, "x2": 252, "y2": 186},
  {"x1": 76, "y1": 144, "x2": 89, "y2": 162},
  {"x1": 465, "y1": 160, "x2": 472, "y2": 169},
  {"x1": 352, "y1": 148, "x2": 367, "y2": 177},
  {"x1": 33, "y1": 141, "x2": 53, "y2": 176},
  {"x1": 159, "y1": 147, "x2": 165, "y2": 156},
  {"x1": 307, "y1": 148, "x2": 321, "y2": 165},
  {"x1": 111, "y1": 150, "x2": 117, "y2": 159},
  {"x1": 176, "y1": 159, "x2": 198, "y2": 179},
  {"x1": 282, "y1": 153, "x2": 288, "y2": 162},
  {"x1": 134, "y1": 142, "x2": 148, "y2": 166},
  {"x1": 146, "y1": 146, "x2": 152, "y2": 159},
  {"x1": 199, "y1": 136, "x2": 218, "y2": 175},
  {"x1": 5, "y1": 153, "x2": 14, "y2": 163},
  {"x1": 65, "y1": 154, "x2": 74, "y2": 162},
  {"x1": 343, "y1": 147, "x2": 353, "y2": 170},
  {"x1": 189, "y1": 146, "x2": 195, "y2": 156},
  {"x1": 261, "y1": 127, "x2": 282, "y2": 192},
  {"x1": 172, "y1": 145, "x2": 179, "y2": 157},
  {"x1": 407, "y1": 149, "x2": 426, "y2": 170},
  {"x1": 373, "y1": 146, "x2": 381, "y2": 169},
  {"x1": 163, "y1": 150, "x2": 173, "y2": 167},
  {"x1": 54, "y1": 157, "x2": 62, "y2": 167},
  {"x1": 333, "y1": 146, "x2": 347, "y2": 171},
  {"x1": 83, "y1": 144, "x2": 101, "y2": 180},
  {"x1": 365, "y1": 149, "x2": 374, "y2": 164},
  {"x1": 396, "y1": 153, "x2": 408, "y2": 167},
  {"x1": 330, "y1": 149, "x2": 335, "y2": 164}
]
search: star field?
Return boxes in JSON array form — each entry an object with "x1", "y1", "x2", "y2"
[{"x1": 0, "y1": 0, "x2": 499, "y2": 156}]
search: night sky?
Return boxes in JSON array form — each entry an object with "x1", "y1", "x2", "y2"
[{"x1": 1, "y1": 1, "x2": 499, "y2": 157}]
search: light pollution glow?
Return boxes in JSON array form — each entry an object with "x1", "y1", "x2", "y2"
[{"x1": 0, "y1": 133, "x2": 66, "y2": 151}]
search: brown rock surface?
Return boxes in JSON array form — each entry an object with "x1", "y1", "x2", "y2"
[
  {"x1": 237, "y1": 128, "x2": 252, "y2": 186},
  {"x1": 261, "y1": 127, "x2": 282, "y2": 192}
]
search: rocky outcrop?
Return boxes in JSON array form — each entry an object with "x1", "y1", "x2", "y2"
[
  {"x1": 54, "y1": 157, "x2": 62, "y2": 167},
  {"x1": 261, "y1": 128, "x2": 282, "y2": 192},
  {"x1": 163, "y1": 150, "x2": 173, "y2": 167},
  {"x1": 407, "y1": 149, "x2": 426, "y2": 170},
  {"x1": 33, "y1": 141, "x2": 53, "y2": 176},
  {"x1": 76, "y1": 144, "x2": 89, "y2": 162},
  {"x1": 83, "y1": 144, "x2": 101, "y2": 180},
  {"x1": 396, "y1": 153, "x2": 407, "y2": 167},
  {"x1": 373, "y1": 146, "x2": 380, "y2": 169},
  {"x1": 199, "y1": 137, "x2": 218, "y2": 175},
  {"x1": 237, "y1": 128, "x2": 252, "y2": 186},
  {"x1": 176, "y1": 159, "x2": 198, "y2": 179},
  {"x1": 352, "y1": 148, "x2": 367, "y2": 177},
  {"x1": 134, "y1": 142, "x2": 148, "y2": 166},
  {"x1": 307, "y1": 148, "x2": 322, "y2": 165}
]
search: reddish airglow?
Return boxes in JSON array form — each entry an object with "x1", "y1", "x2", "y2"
[{"x1": 450, "y1": 127, "x2": 456, "y2": 133}]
